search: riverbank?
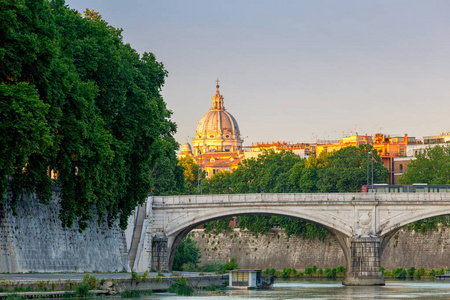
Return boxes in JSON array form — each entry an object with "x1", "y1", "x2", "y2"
[
  {"x1": 0, "y1": 272, "x2": 227, "y2": 298},
  {"x1": 258, "y1": 266, "x2": 442, "y2": 280}
]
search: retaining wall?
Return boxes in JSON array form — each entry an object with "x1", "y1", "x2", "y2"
[
  {"x1": 190, "y1": 227, "x2": 450, "y2": 270},
  {"x1": 0, "y1": 188, "x2": 129, "y2": 273}
]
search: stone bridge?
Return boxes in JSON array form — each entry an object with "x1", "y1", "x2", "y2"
[{"x1": 127, "y1": 193, "x2": 450, "y2": 285}]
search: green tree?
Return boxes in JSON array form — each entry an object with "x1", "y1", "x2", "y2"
[
  {"x1": 1, "y1": 1, "x2": 181, "y2": 230},
  {"x1": 178, "y1": 156, "x2": 200, "y2": 194},
  {"x1": 317, "y1": 145, "x2": 389, "y2": 192},
  {"x1": 399, "y1": 145, "x2": 450, "y2": 233},
  {"x1": 399, "y1": 145, "x2": 450, "y2": 185},
  {"x1": 151, "y1": 137, "x2": 185, "y2": 196},
  {"x1": 222, "y1": 257, "x2": 239, "y2": 272},
  {"x1": 0, "y1": 83, "x2": 52, "y2": 201},
  {"x1": 173, "y1": 236, "x2": 202, "y2": 271}
]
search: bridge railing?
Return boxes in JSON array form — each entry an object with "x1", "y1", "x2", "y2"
[{"x1": 151, "y1": 193, "x2": 450, "y2": 206}]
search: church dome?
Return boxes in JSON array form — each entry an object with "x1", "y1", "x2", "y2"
[
  {"x1": 179, "y1": 140, "x2": 193, "y2": 158},
  {"x1": 181, "y1": 140, "x2": 192, "y2": 152},
  {"x1": 196, "y1": 109, "x2": 240, "y2": 139},
  {"x1": 193, "y1": 82, "x2": 243, "y2": 155}
]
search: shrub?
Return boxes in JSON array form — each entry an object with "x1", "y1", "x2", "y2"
[
  {"x1": 82, "y1": 274, "x2": 97, "y2": 289},
  {"x1": 304, "y1": 267, "x2": 312, "y2": 275},
  {"x1": 181, "y1": 262, "x2": 197, "y2": 272},
  {"x1": 391, "y1": 268, "x2": 406, "y2": 279},
  {"x1": 168, "y1": 278, "x2": 194, "y2": 296},
  {"x1": 37, "y1": 281, "x2": 46, "y2": 291},
  {"x1": 326, "y1": 268, "x2": 336, "y2": 278},
  {"x1": 281, "y1": 268, "x2": 292, "y2": 278},
  {"x1": 222, "y1": 257, "x2": 239, "y2": 272},
  {"x1": 336, "y1": 266, "x2": 346, "y2": 273},
  {"x1": 202, "y1": 260, "x2": 223, "y2": 273},
  {"x1": 263, "y1": 268, "x2": 276, "y2": 275},
  {"x1": 312, "y1": 265, "x2": 317, "y2": 273},
  {"x1": 75, "y1": 283, "x2": 90, "y2": 297},
  {"x1": 416, "y1": 267, "x2": 425, "y2": 277},
  {"x1": 429, "y1": 269, "x2": 436, "y2": 276},
  {"x1": 438, "y1": 268, "x2": 445, "y2": 275},
  {"x1": 318, "y1": 268, "x2": 323, "y2": 275},
  {"x1": 407, "y1": 267, "x2": 415, "y2": 278}
]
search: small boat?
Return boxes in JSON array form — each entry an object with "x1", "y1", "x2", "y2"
[{"x1": 261, "y1": 274, "x2": 274, "y2": 289}]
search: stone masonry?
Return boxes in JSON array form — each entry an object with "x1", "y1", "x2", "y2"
[
  {"x1": 190, "y1": 227, "x2": 450, "y2": 270},
  {"x1": 0, "y1": 188, "x2": 130, "y2": 273}
]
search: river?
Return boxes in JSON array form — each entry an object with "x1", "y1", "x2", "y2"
[{"x1": 149, "y1": 279, "x2": 450, "y2": 299}]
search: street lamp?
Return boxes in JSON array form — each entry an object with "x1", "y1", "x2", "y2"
[
  {"x1": 197, "y1": 149, "x2": 203, "y2": 195},
  {"x1": 367, "y1": 144, "x2": 374, "y2": 192}
]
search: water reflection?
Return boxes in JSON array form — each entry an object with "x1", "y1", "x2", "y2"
[{"x1": 149, "y1": 279, "x2": 450, "y2": 299}]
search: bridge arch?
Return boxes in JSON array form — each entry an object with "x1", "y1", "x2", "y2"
[
  {"x1": 379, "y1": 207, "x2": 450, "y2": 238},
  {"x1": 378, "y1": 207, "x2": 450, "y2": 252},
  {"x1": 164, "y1": 206, "x2": 353, "y2": 238},
  {"x1": 164, "y1": 209, "x2": 351, "y2": 272}
]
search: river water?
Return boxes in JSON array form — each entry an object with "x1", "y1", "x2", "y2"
[{"x1": 149, "y1": 279, "x2": 450, "y2": 299}]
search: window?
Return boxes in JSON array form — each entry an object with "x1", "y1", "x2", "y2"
[
  {"x1": 233, "y1": 272, "x2": 249, "y2": 282},
  {"x1": 399, "y1": 164, "x2": 403, "y2": 174}
]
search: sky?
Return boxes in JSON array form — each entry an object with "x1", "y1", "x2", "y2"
[{"x1": 64, "y1": 0, "x2": 450, "y2": 147}]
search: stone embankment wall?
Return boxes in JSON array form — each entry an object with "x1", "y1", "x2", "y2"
[
  {"x1": 190, "y1": 227, "x2": 450, "y2": 270},
  {"x1": 0, "y1": 188, "x2": 130, "y2": 273}
]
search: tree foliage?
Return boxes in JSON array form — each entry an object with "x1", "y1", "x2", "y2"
[
  {"x1": 316, "y1": 144, "x2": 389, "y2": 192},
  {"x1": 399, "y1": 145, "x2": 450, "y2": 185},
  {"x1": 399, "y1": 145, "x2": 450, "y2": 233},
  {"x1": 1, "y1": 0, "x2": 180, "y2": 230},
  {"x1": 178, "y1": 156, "x2": 201, "y2": 195},
  {"x1": 172, "y1": 236, "x2": 202, "y2": 271}
]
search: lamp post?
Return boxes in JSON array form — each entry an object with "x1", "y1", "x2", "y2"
[
  {"x1": 371, "y1": 148, "x2": 374, "y2": 191},
  {"x1": 367, "y1": 146, "x2": 370, "y2": 186},
  {"x1": 197, "y1": 149, "x2": 203, "y2": 195},
  {"x1": 367, "y1": 144, "x2": 374, "y2": 192},
  {"x1": 200, "y1": 150, "x2": 203, "y2": 195}
]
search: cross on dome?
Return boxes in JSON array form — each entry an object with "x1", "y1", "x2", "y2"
[{"x1": 212, "y1": 79, "x2": 224, "y2": 110}]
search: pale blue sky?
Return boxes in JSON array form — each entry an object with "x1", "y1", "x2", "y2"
[{"x1": 64, "y1": 0, "x2": 450, "y2": 146}]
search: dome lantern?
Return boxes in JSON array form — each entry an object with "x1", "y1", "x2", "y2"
[{"x1": 212, "y1": 80, "x2": 224, "y2": 110}]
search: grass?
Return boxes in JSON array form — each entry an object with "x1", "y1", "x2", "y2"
[{"x1": 168, "y1": 279, "x2": 194, "y2": 296}]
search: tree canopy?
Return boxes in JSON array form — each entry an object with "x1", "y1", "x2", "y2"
[
  {"x1": 398, "y1": 145, "x2": 450, "y2": 233},
  {"x1": 1, "y1": 0, "x2": 180, "y2": 230},
  {"x1": 399, "y1": 145, "x2": 450, "y2": 185}
]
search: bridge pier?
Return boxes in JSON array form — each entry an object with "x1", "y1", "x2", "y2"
[
  {"x1": 342, "y1": 237, "x2": 384, "y2": 286},
  {"x1": 151, "y1": 235, "x2": 169, "y2": 272}
]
